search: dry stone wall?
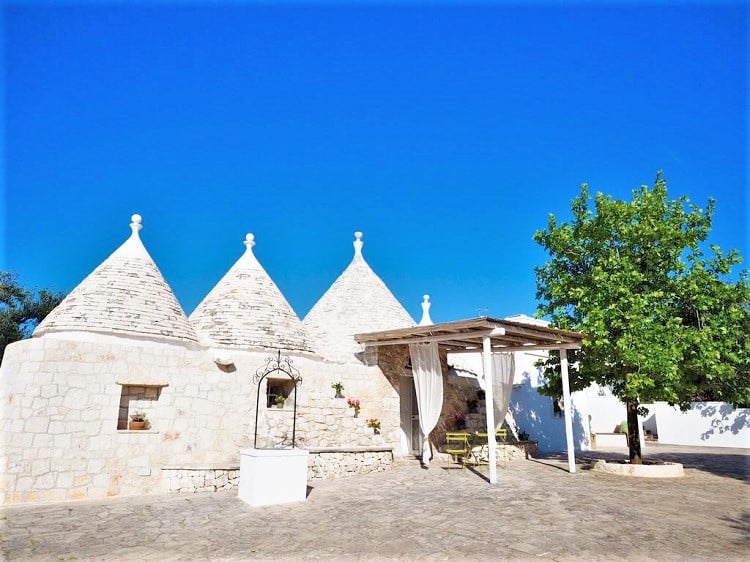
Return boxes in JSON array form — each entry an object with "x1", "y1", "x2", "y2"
[
  {"x1": 161, "y1": 466, "x2": 240, "y2": 493},
  {"x1": 0, "y1": 334, "x2": 403, "y2": 505},
  {"x1": 307, "y1": 449, "x2": 393, "y2": 479}
]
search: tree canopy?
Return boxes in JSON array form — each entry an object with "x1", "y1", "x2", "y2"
[
  {"x1": 0, "y1": 272, "x2": 65, "y2": 361},
  {"x1": 533, "y1": 173, "x2": 749, "y2": 462}
]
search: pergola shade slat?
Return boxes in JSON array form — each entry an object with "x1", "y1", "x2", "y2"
[{"x1": 354, "y1": 316, "x2": 584, "y2": 352}]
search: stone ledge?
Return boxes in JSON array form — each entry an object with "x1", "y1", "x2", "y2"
[
  {"x1": 117, "y1": 430, "x2": 160, "y2": 434},
  {"x1": 306, "y1": 446, "x2": 394, "y2": 453},
  {"x1": 115, "y1": 381, "x2": 170, "y2": 387},
  {"x1": 162, "y1": 464, "x2": 239, "y2": 471}
]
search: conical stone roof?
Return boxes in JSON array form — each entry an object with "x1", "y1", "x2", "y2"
[
  {"x1": 303, "y1": 232, "x2": 415, "y2": 363},
  {"x1": 189, "y1": 234, "x2": 314, "y2": 354},
  {"x1": 34, "y1": 214, "x2": 198, "y2": 344}
]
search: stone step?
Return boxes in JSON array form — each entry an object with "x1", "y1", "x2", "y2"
[{"x1": 392, "y1": 455, "x2": 422, "y2": 466}]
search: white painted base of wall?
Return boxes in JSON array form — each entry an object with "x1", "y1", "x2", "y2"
[{"x1": 238, "y1": 448, "x2": 309, "y2": 507}]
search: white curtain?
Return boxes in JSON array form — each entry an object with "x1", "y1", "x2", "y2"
[
  {"x1": 409, "y1": 342, "x2": 443, "y2": 465},
  {"x1": 489, "y1": 353, "x2": 515, "y2": 431}
]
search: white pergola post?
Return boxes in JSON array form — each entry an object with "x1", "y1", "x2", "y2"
[
  {"x1": 482, "y1": 335, "x2": 498, "y2": 484},
  {"x1": 560, "y1": 348, "x2": 576, "y2": 473}
]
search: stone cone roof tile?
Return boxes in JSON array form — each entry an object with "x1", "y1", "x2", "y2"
[
  {"x1": 189, "y1": 234, "x2": 314, "y2": 353},
  {"x1": 303, "y1": 232, "x2": 415, "y2": 363},
  {"x1": 34, "y1": 215, "x2": 198, "y2": 343}
]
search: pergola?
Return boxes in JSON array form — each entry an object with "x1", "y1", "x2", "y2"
[{"x1": 355, "y1": 317, "x2": 585, "y2": 484}]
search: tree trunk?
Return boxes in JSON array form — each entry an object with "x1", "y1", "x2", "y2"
[{"x1": 626, "y1": 399, "x2": 642, "y2": 464}]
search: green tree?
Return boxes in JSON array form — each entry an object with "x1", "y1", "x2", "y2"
[
  {"x1": 533, "y1": 173, "x2": 749, "y2": 463},
  {"x1": 0, "y1": 272, "x2": 65, "y2": 361}
]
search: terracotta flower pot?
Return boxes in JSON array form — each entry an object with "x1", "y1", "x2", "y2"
[{"x1": 129, "y1": 421, "x2": 147, "y2": 430}]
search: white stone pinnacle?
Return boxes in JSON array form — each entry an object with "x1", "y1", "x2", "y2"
[
  {"x1": 112, "y1": 213, "x2": 149, "y2": 259},
  {"x1": 419, "y1": 294, "x2": 433, "y2": 326},
  {"x1": 353, "y1": 232, "x2": 363, "y2": 257},
  {"x1": 130, "y1": 214, "x2": 143, "y2": 234},
  {"x1": 238, "y1": 233, "x2": 261, "y2": 270}
]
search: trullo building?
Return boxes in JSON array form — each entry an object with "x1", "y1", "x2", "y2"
[{"x1": 0, "y1": 215, "x2": 446, "y2": 505}]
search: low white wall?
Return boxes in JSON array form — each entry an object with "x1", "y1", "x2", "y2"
[{"x1": 647, "y1": 402, "x2": 749, "y2": 448}]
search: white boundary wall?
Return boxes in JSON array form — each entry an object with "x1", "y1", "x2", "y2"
[
  {"x1": 647, "y1": 402, "x2": 749, "y2": 448},
  {"x1": 584, "y1": 385, "x2": 749, "y2": 449}
]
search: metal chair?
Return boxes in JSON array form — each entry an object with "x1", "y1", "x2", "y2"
[{"x1": 445, "y1": 432, "x2": 472, "y2": 466}]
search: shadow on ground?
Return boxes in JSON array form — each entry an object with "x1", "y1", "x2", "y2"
[{"x1": 536, "y1": 444, "x2": 749, "y2": 482}]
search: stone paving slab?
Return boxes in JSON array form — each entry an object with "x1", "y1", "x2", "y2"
[{"x1": 1, "y1": 444, "x2": 748, "y2": 561}]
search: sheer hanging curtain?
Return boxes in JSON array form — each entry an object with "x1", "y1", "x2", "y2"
[
  {"x1": 491, "y1": 353, "x2": 515, "y2": 430},
  {"x1": 409, "y1": 342, "x2": 443, "y2": 465}
]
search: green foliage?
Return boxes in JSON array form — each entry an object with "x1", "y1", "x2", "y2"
[
  {"x1": 534, "y1": 173, "x2": 749, "y2": 459},
  {"x1": 0, "y1": 272, "x2": 65, "y2": 361}
]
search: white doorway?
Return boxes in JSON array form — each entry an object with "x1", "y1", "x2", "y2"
[{"x1": 399, "y1": 375, "x2": 422, "y2": 456}]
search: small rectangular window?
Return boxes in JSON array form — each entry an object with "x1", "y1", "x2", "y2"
[
  {"x1": 266, "y1": 378, "x2": 294, "y2": 408},
  {"x1": 116, "y1": 383, "x2": 166, "y2": 429}
]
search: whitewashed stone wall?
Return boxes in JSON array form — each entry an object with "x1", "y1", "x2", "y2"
[
  {"x1": 0, "y1": 334, "x2": 401, "y2": 505},
  {"x1": 0, "y1": 334, "x2": 251, "y2": 504}
]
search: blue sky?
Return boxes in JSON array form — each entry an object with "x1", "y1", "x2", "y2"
[{"x1": 3, "y1": 1, "x2": 747, "y2": 324}]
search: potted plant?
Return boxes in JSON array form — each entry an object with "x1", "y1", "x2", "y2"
[
  {"x1": 366, "y1": 418, "x2": 381, "y2": 434},
  {"x1": 347, "y1": 398, "x2": 361, "y2": 417},
  {"x1": 129, "y1": 412, "x2": 147, "y2": 430},
  {"x1": 331, "y1": 382, "x2": 345, "y2": 398},
  {"x1": 274, "y1": 395, "x2": 285, "y2": 408}
]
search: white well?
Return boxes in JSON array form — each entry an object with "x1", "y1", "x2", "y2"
[{"x1": 238, "y1": 448, "x2": 310, "y2": 506}]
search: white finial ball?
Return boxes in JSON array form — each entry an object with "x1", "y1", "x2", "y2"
[
  {"x1": 131, "y1": 214, "x2": 142, "y2": 224},
  {"x1": 245, "y1": 233, "x2": 255, "y2": 243},
  {"x1": 423, "y1": 294, "x2": 430, "y2": 301},
  {"x1": 354, "y1": 231, "x2": 363, "y2": 240}
]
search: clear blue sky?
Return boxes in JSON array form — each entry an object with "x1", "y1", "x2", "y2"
[{"x1": 3, "y1": 1, "x2": 747, "y2": 324}]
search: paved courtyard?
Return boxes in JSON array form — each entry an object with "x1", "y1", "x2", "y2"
[{"x1": 1, "y1": 444, "x2": 748, "y2": 561}]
